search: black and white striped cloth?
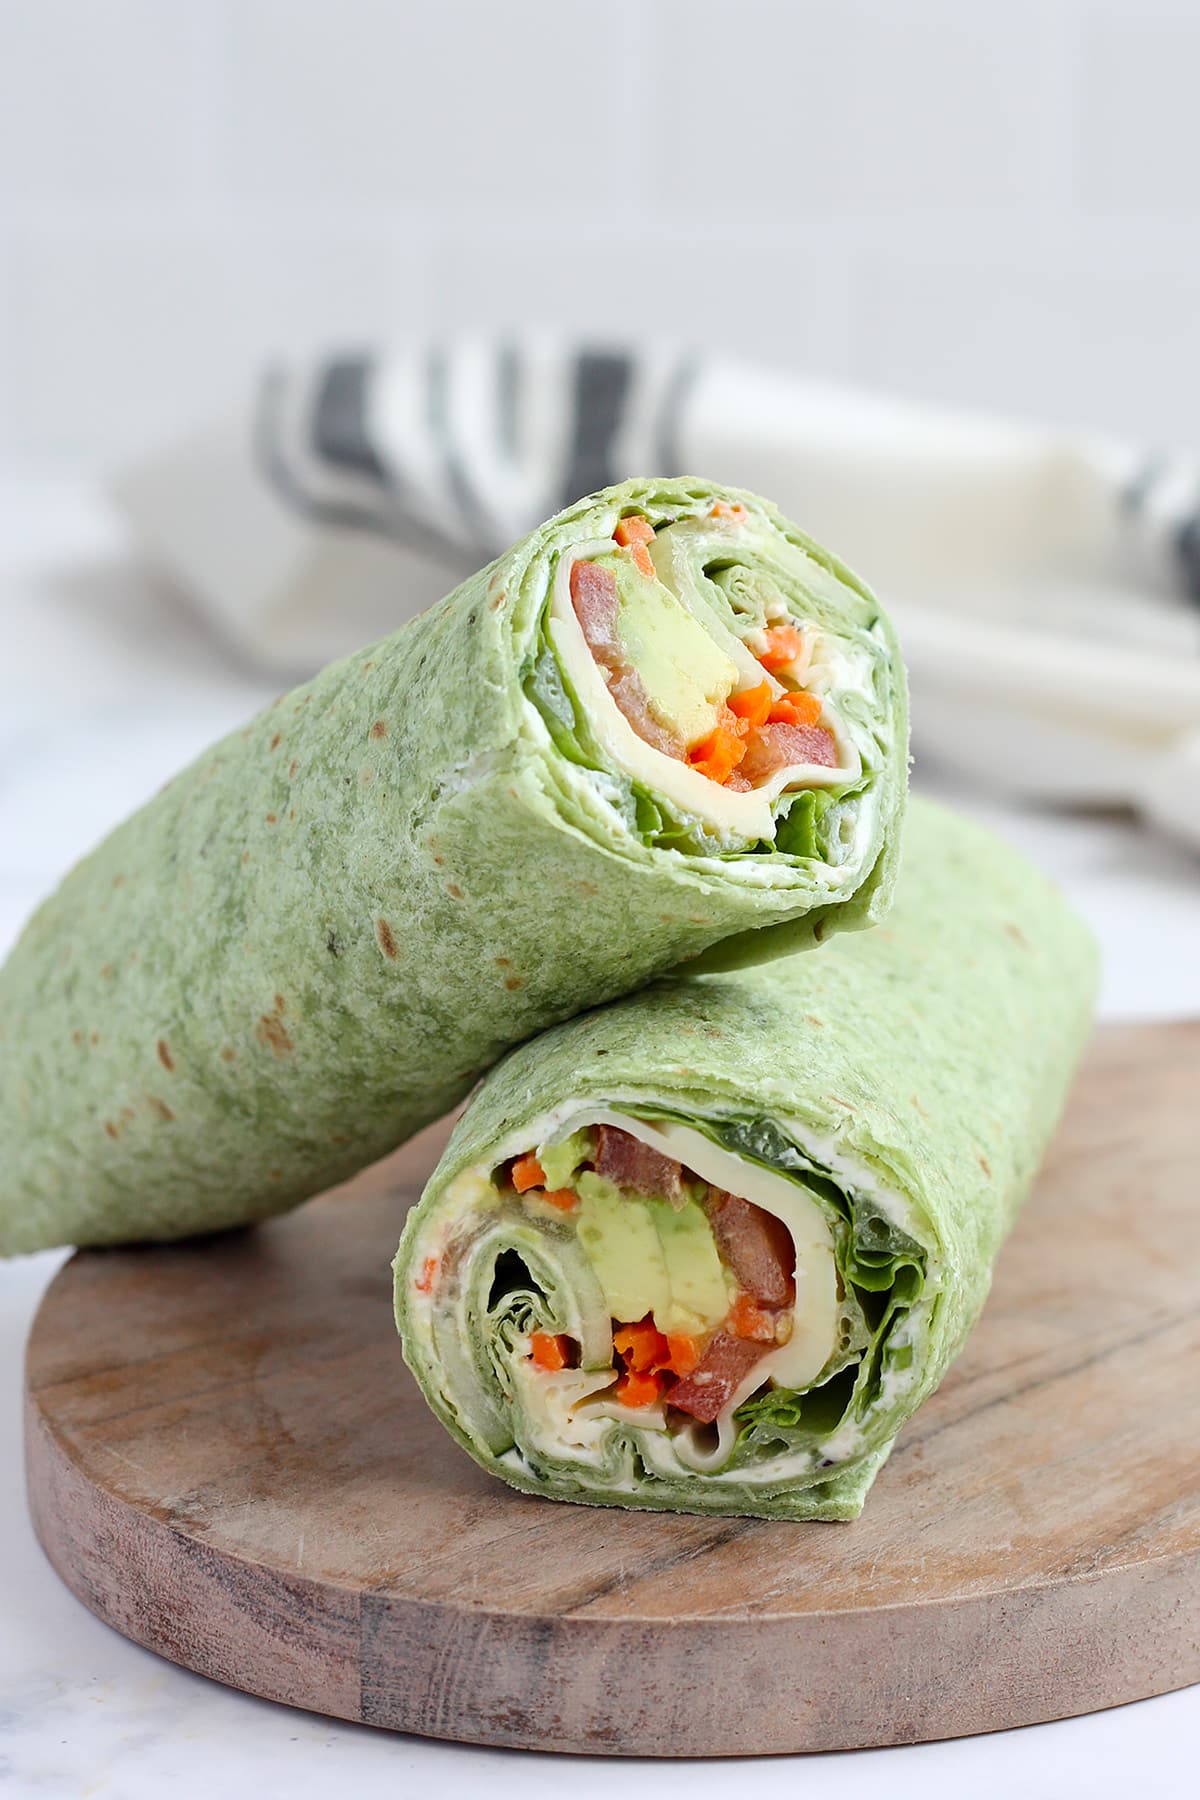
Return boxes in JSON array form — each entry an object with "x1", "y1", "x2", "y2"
[{"x1": 115, "y1": 338, "x2": 1200, "y2": 845}]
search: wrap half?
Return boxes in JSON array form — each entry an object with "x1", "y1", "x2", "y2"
[
  {"x1": 1, "y1": 478, "x2": 905, "y2": 1255},
  {"x1": 395, "y1": 799, "x2": 1097, "y2": 1520}
]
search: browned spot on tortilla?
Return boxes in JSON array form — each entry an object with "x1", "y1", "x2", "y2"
[
  {"x1": 912, "y1": 1094, "x2": 930, "y2": 1119},
  {"x1": 268, "y1": 1168, "x2": 283, "y2": 1181},
  {"x1": 273, "y1": 993, "x2": 286, "y2": 1013},
  {"x1": 112, "y1": 874, "x2": 124, "y2": 889},
  {"x1": 376, "y1": 918, "x2": 399, "y2": 960},
  {"x1": 503, "y1": 976, "x2": 524, "y2": 991},
  {"x1": 369, "y1": 719, "x2": 387, "y2": 739},
  {"x1": 265, "y1": 812, "x2": 278, "y2": 825},
  {"x1": 103, "y1": 1121, "x2": 118, "y2": 1140},
  {"x1": 271, "y1": 694, "x2": 284, "y2": 710},
  {"x1": 806, "y1": 1014, "x2": 825, "y2": 1028},
  {"x1": 330, "y1": 1132, "x2": 350, "y2": 1146},
  {"x1": 432, "y1": 855, "x2": 443, "y2": 866},
  {"x1": 494, "y1": 956, "x2": 512, "y2": 968},
  {"x1": 100, "y1": 963, "x2": 113, "y2": 979},
  {"x1": 288, "y1": 807, "x2": 296, "y2": 822},
  {"x1": 148, "y1": 1096, "x2": 175, "y2": 1122},
  {"x1": 447, "y1": 883, "x2": 464, "y2": 899},
  {"x1": 241, "y1": 850, "x2": 250, "y2": 865},
  {"x1": 90, "y1": 1032, "x2": 99, "y2": 1046},
  {"x1": 978, "y1": 1153, "x2": 993, "y2": 1177},
  {"x1": 71, "y1": 1030, "x2": 83, "y2": 1047},
  {"x1": 813, "y1": 918, "x2": 828, "y2": 942},
  {"x1": 156, "y1": 1039, "x2": 175, "y2": 1072},
  {"x1": 256, "y1": 1010, "x2": 293, "y2": 1056},
  {"x1": 269, "y1": 732, "x2": 282, "y2": 751},
  {"x1": 120, "y1": 1106, "x2": 135, "y2": 1123},
  {"x1": 362, "y1": 660, "x2": 375, "y2": 671},
  {"x1": 1003, "y1": 922, "x2": 1031, "y2": 950},
  {"x1": 490, "y1": 590, "x2": 505, "y2": 610},
  {"x1": 575, "y1": 881, "x2": 598, "y2": 897},
  {"x1": 288, "y1": 760, "x2": 298, "y2": 778},
  {"x1": 220, "y1": 1046, "x2": 236, "y2": 1062}
]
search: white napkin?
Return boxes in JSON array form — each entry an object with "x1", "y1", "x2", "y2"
[{"x1": 112, "y1": 339, "x2": 1200, "y2": 850}]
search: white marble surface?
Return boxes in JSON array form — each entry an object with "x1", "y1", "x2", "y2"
[{"x1": 1, "y1": 480, "x2": 1197, "y2": 1796}]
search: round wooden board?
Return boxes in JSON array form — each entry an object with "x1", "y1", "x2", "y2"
[{"x1": 23, "y1": 1021, "x2": 1200, "y2": 1757}]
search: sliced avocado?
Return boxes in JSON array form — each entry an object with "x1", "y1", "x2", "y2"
[
  {"x1": 594, "y1": 548, "x2": 737, "y2": 746},
  {"x1": 651, "y1": 1198, "x2": 731, "y2": 1335},
  {"x1": 576, "y1": 1173, "x2": 671, "y2": 1325},
  {"x1": 536, "y1": 1127, "x2": 593, "y2": 1192},
  {"x1": 574, "y1": 1172, "x2": 731, "y2": 1338}
]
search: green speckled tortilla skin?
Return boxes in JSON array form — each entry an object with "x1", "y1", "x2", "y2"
[
  {"x1": 395, "y1": 798, "x2": 1098, "y2": 1520},
  {"x1": 0, "y1": 477, "x2": 906, "y2": 1256}
]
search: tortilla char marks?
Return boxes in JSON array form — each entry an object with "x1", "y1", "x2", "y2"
[
  {"x1": 369, "y1": 720, "x2": 388, "y2": 740},
  {"x1": 156, "y1": 1039, "x2": 175, "y2": 1073},
  {"x1": 593, "y1": 1125, "x2": 688, "y2": 1204},
  {"x1": 376, "y1": 918, "x2": 400, "y2": 961},
  {"x1": 256, "y1": 995, "x2": 294, "y2": 1057}
]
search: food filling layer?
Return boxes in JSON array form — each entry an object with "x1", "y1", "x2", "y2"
[
  {"x1": 405, "y1": 1111, "x2": 928, "y2": 1489},
  {"x1": 533, "y1": 498, "x2": 880, "y2": 853}
]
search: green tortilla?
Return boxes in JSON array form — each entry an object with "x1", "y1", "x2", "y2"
[
  {"x1": 394, "y1": 798, "x2": 1097, "y2": 1520},
  {"x1": 0, "y1": 477, "x2": 906, "y2": 1255}
]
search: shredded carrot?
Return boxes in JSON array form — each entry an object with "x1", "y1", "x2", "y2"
[
  {"x1": 727, "y1": 681, "x2": 773, "y2": 729},
  {"x1": 709, "y1": 500, "x2": 748, "y2": 521},
  {"x1": 665, "y1": 1333, "x2": 701, "y2": 1377},
  {"x1": 615, "y1": 1368, "x2": 663, "y2": 1408},
  {"x1": 511, "y1": 1153, "x2": 545, "y2": 1193},
  {"x1": 730, "y1": 1294, "x2": 778, "y2": 1343},
  {"x1": 415, "y1": 1256, "x2": 438, "y2": 1295},
  {"x1": 687, "y1": 709, "x2": 748, "y2": 785},
  {"x1": 768, "y1": 689, "x2": 823, "y2": 727},
  {"x1": 530, "y1": 1330, "x2": 570, "y2": 1372},
  {"x1": 614, "y1": 1318, "x2": 669, "y2": 1374},
  {"x1": 758, "y1": 624, "x2": 805, "y2": 673},
  {"x1": 540, "y1": 1188, "x2": 579, "y2": 1212},
  {"x1": 613, "y1": 515, "x2": 655, "y2": 548}
]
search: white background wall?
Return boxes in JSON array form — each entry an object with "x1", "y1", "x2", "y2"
[{"x1": 1, "y1": 0, "x2": 1199, "y2": 476}]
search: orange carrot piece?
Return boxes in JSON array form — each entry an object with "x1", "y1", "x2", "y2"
[
  {"x1": 613, "y1": 515, "x2": 655, "y2": 547},
  {"x1": 540, "y1": 1188, "x2": 579, "y2": 1212},
  {"x1": 615, "y1": 1368, "x2": 663, "y2": 1408},
  {"x1": 614, "y1": 1318, "x2": 670, "y2": 1374},
  {"x1": 665, "y1": 1333, "x2": 701, "y2": 1377},
  {"x1": 730, "y1": 1293, "x2": 778, "y2": 1343},
  {"x1": 727, "y1": 681, "x2": 773, "y2": 729},
  {"x1": 768, "y1": 689, "x2": 823, "y2": 727},
  {"x1": 511, "y1": 1153, "x2": 545, "y2": 1193},
  {"x1": 529, "y1": 1331, "x2": 570, "y2": 1372},
  {"x1": 709, "y1": 500, "x2": 748, "y2": 521},
  {"x1": 758, "y1": 624, "x2": 804, "y2": 672},
  {"x1": 687, "y1": 711, "x2": 748, "y2": 785},
  {"x1": 415, "y1": 1256, "x2": 438, "y2": 1295},
  {"x1": 629, "y1": 541, "x2": 656, "y2": 578}
]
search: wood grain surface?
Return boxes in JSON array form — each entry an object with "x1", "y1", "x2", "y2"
[{"x1": 23, "y1": 1021, "x2": 1200, "y2": 1757}]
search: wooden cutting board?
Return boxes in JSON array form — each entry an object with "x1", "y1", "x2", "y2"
[{"x1": 23, "y1": 1021, "x2": 1200, "y2": 1757}]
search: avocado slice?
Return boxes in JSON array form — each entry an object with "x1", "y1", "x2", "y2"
[
  {"x1": 595, "y1": 549, "x2": 738, "y2": 746},
  {"x1": 575, "y1": 1170, "x2": 731, "y2": 1336},
  {"x1": 536, "y1": 1128, "x2": 593, "y2": 1192}
]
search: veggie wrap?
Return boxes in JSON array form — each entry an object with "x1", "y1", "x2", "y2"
[
  {"x1": 395, "y1": 799, "x2": 1097, "y2": 1520},
  {"x1": 0, "y1": 478, "x2": 906, "y2": 1256}
]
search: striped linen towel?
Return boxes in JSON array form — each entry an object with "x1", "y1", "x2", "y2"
[{"x1": 114, "y1": 339, "x2": 1200, "y2": 848}]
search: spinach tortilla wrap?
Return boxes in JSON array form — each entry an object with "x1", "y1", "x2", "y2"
[
  {"x1": 0, "y1": 478, "x2": 906, "y2": 1256},
  {"x1": 395, "y1": 799, "x2": 1097, "y2": 1520}
]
